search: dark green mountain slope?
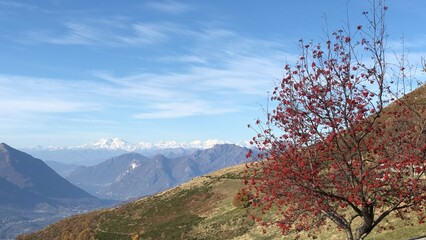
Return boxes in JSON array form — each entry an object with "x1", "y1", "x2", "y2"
[{"x1": 0, "y1": 143, "x2": 94, "y2": 206}]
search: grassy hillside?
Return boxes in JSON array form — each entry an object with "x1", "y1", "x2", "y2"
[{"x1": 18, "y1": 163, "x2": 425, "y2": 240}]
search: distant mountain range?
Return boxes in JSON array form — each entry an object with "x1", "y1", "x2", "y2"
[
  {"x1": 0, "y1": 143, "x2": 111, "y2": 239},
  {"x1": 24, "y1": 137, "x2": 250, "y2": 151},
  {"x1": 66, "y1": 144, "x2": 253, "y2": 201},
  {"x1": 21, "y1": 138, "x2": 250, "y2": 166}
]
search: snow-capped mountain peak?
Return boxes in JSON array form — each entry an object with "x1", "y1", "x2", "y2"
[
  {"x1": 89, "y1": 138, "x2": 133, "y2": 151},
  {"x1": 191, "y1": 139, "x2": 229, "y2": 149},
  {"x1": 134, "y1": 139, "x2": 233, "y2": 149},
  {"x1": 23, "y1": 138, "x2": 252, "y2": 152}
]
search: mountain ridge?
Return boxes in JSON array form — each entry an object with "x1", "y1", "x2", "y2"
[
  {"x1": 22, "y1": 137, "x2": 251, "y2": 151},
  {"x1": 0, "y1": 143, "x2": 112, "y2": 239},
  {"x1": 0, "y1": 143, "x2": 94, "y2": 201},
  {"x1": 65, "y1": 144, "x2": 253, "y2": 201},
  {"x1": 21, "y1": 139, "x2": 251, "y2": 166}
]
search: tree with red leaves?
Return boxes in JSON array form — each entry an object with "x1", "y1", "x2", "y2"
[{"x1": 244, "y1": 1, "x2": 425, "y2": 240}]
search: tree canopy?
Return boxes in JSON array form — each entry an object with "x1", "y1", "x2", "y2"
[{"x1": 244, "y1": 1, "x2": 426, "y2": 239}]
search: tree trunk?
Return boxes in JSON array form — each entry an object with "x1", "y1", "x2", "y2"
[
  {"x1": 354, "y1": 206, "x2": 374, "y2": 240},
  {"x1": 354, "y1": 227, "x2": 371, "y2": 240},
  {"x1": 345, "y1": 229, "x2": 354, "y2": 240}
]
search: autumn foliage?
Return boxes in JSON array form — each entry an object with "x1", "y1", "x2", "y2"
[
  {"x1": 244, "y1": 2, "x2": 425, "y2": 240},
  {"x1": 233, "y1": 189, "x2": 254, "y2": 208}
]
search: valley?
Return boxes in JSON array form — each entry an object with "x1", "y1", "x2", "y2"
[{"x1": 0, "y1": 142, "x2": 252, "y2": 239}]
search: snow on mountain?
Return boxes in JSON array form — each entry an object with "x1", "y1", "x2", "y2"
[
  {"x1": 83, "y1": 138, "x2": 135, "y2": 151},
  {"x1": 137, "y1": 139, "x2": 233, "y2": 149},
  {"x1": 114, "y1": 159, "x2": 141, "y2": 183},
  {"x1": 24, "y1": 145, "x2": 69, "y2": 151},
  {"x1": 23, "y1": 138, "x2": 252, "y2": 151},
  {"x1": 130, "y1": 159, "x2": 140, "y2": 170}
]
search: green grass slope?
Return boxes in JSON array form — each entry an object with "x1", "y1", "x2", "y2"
[{"x1": 18, "y1": 163, "x2": 426, "y2": 240}]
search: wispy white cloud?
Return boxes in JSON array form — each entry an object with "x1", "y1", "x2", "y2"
[
  {"x1": 146, "y1": 0, "x2": 191, "y2": 14},
  {"x1": 133, "y1": 101, "x2": 236, "y2": 119},
  {"x1": 387, "y1": 34, "x2": 426, "y2": 50},
  {"x1": 92, "y1": 71, "x2": 180, "y2": 100},
  {"x1": 155, "y1": 55, "x2": 207, "y2": 64},
  {"x1": 89, "y1": 54, "x2": 284, "y2": 119},
  {"x1": 117, "y1": 22, "x2": 179, "y2": 45},
  {"x1": 191, "y1": 56, "x2": 285, "y2": 95},
  {"x1": 198, "y1": 28, "x2": 236, "y2": 40},
  {"x1": 85, "y1": 26, "x2": 291, "y2": 119},
  {"x1": 25, "y1": 19, "x2": 189, "y2": 47},
  {"x1": 10, "y1": 12, "x2": 292, "y2": 120},
  {"x1": 0, "y1": 74, "x2": 101, "y2": 115},
  {"x1": 27, "y1": 23, "x2": 96, "y2": 45},
  {"x1": 0, "y1": 100, "x2": 90, "y2": 113}
]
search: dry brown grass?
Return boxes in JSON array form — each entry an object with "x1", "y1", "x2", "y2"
[{"x1": 18, "y1": 161, "x2": 426, "y2": 240}]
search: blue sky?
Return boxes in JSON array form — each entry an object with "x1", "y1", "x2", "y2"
[{"x1": 0, "y1": 0, "x2": 425, "y2": 147}]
